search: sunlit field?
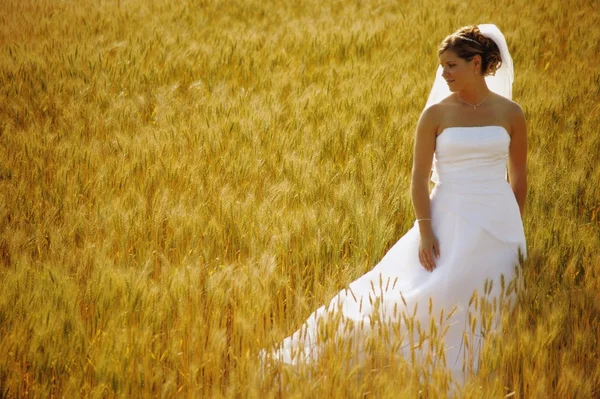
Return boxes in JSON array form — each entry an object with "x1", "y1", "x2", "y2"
[{"x1": 1, "y1": 0, "x2": 599, "y2": 396}]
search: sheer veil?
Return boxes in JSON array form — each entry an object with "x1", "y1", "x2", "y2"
[{"x1": 423, "y1": 24, "x2": 514, "y2": 110}]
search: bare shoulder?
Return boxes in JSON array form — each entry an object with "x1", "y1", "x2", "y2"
[
  {"x1": 505, "y1": 98, "x2": 527, "y2": 137},
  {"x1": 490, "y1": 94, "x2": 526, "y2": 137},
  {"x1": 501, "y1": 96, "x2": 524, "y2": 115},
  {"x1": 416, "y1": 103, "x2": 442, "y2": 135}
]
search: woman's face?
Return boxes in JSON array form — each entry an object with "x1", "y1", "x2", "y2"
[{"x1": 438, "y1": 50, "x2": 478, "y2": 92}]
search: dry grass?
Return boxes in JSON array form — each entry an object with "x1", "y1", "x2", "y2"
[{"x1": 0, "y1": 0, "x2": 599, "y2": 397}]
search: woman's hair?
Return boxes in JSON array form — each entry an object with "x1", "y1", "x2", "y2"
[{"x1": 438, "y1": 25, "x2": 502, "y2": 76}]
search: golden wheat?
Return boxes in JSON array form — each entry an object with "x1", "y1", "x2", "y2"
[{"x1": 0, "y1": 0, "x2": 599, "y2": 397}]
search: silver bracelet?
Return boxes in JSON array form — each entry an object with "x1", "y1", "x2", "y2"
[{"x1": 416, "y1": 218, "x2": 431, "y2": 222}]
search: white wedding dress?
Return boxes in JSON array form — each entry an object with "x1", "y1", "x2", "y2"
[{"x1": 262, "y1": 125, "x2": 526, "y2": 381}]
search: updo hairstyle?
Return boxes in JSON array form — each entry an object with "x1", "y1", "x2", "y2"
[{"x1": 438, "y1": 25, "x2": 502, "y2": 76}]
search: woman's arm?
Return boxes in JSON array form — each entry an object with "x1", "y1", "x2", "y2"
[
  {"x1": 410, "y1": 105, "x2": 440, "y2": 271},
  {"x1": 507, "y1": 103, "x2": 528, "y2": 217}
]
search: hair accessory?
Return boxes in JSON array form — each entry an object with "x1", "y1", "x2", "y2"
[{"x1": 454, "y1": 35, "x2": 482, "y2": 46}]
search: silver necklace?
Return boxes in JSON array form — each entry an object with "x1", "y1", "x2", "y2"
[{"x1": 457, "y1": 92, "x2": 490, "y2": 109}]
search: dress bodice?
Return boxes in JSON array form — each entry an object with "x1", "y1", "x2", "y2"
[
  {"x1": 431, "y1": 125, "x2": 510, "y2": 190},
  {"x1": 427, "y1": 125, "x2": 525, "y2": 254}
]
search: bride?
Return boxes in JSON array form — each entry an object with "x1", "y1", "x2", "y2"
[{"x1": 261, "y1": 23, "x2": 527, "y2": 385}]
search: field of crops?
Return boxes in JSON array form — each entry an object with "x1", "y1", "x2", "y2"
[{"x1": 1, "y1": 0, "x2": 599, "y2": 396}]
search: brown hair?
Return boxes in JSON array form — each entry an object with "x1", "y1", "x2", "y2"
[{"x1": 438, "y1": 25, "x2": 502, "y2": 76}]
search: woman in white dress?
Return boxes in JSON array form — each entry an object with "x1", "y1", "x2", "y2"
[{"x1": 261, "y1": 23, "x2": 527, "y2": 384}]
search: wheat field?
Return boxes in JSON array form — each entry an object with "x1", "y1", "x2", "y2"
[{"x1": 1, "y1": 0, "x2": 599, "y2": 397}]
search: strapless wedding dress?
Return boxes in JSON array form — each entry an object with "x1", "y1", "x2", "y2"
[{"x1": 262, "y1": 125, "x2": 526, "y2": 381}]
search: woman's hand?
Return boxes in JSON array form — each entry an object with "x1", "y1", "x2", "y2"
[{"x1": 418, "y1": 230, "x2": 440, "y2": 272}]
